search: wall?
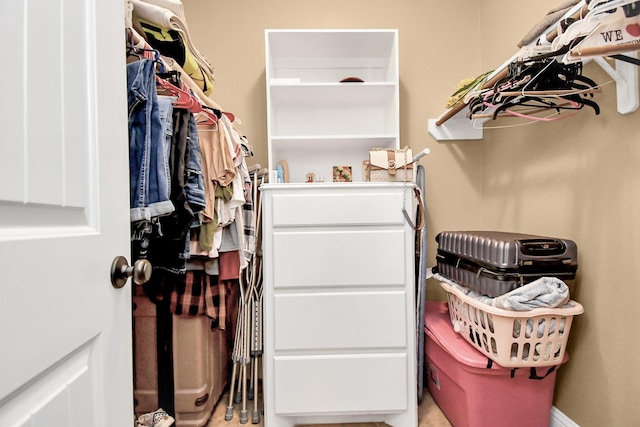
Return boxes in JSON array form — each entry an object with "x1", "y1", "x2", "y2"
[
  {"x1": 181, "y1": 1, "x2": 636, "y2": 425},
  {"x1": 479, "y1": 2, "x2": 640, "y2": 426}
]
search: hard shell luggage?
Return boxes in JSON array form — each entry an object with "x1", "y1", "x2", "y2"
[
  {"x1": 435, "y1": 230, "x2": 577, "y2": 297},
  {"x1": 133, "y1": 289, "x2": 230, "y2": 427}
]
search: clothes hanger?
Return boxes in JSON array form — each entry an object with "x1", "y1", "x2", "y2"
[
  {"x1": 200, "y1": 104, "x2": 238, "y2": 125},
  {"x1": 155, "y1": 75, "x2": 202, "y2": 113},
  {"x1": 467, "y1": 56, "x2": 601, "y2": 120},
  {"x1": 202, "y1": 105, "x2": 221, "y2": 118},
  {"x1": 557, "y1": 0, "x2": 640, "y2": 62},
  {"x1": 526, "y1": 1, "x2": 632, "y2": 63},
  {"x1": 506, "y1": 58, "x2": 599, "y2": 97},
  {"x1": 198, "y1": 111, "x2": 218, "y2": 126},
  {"x1": 587, "y1": 0, "x2": 640, "y2": 13},
  {"x1": 126, "y1": 26, "x2": 168, "y2": 72},
  {"x1": 467, "y1": 92, "x2": 591, "y2": 121},
  {"x1": 477, "y1": 85, "x2": 601, "y2": 120},
  {"x1": 129, "y1": 25, "x2": 204, "y2": 113},
  {"x1": 199, "y1": 105, "x2": 219, "y2": 125},
  {"x1": 470, "y1": 99, "x2": 579, "y2": 119},
  {"x1": 126, "y1": 28, "x2": 142, "y2": 59}
]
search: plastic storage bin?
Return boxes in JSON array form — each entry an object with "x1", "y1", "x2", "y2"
[
  {"x1": 425, "y1": 301, "x2": 566, "y2": 427},
  {"x1": 440, "y1": 280, "x2": 583, "y2": 368}
]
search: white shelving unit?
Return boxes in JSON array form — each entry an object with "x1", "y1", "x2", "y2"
[
  {"x1": 261, "y1": 30, "x2": 417, "y2": 427},
  {"x1": 265, "y1": 29, "x2": 400, "y2": 182}
]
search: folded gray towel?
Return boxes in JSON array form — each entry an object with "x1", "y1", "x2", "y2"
[
  {"x1": 493, "y1": 276, "x2": 570, "y2": 311},
  {"x1": 431, "y1": 271, "x2": 571, "y2": 311}
]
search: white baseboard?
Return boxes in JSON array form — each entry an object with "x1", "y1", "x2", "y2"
[{"x1": 550, "y1": 406, "x2": 580, "y2": 427}]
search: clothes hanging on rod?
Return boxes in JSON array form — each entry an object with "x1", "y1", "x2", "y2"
[
  {"x1": 130, "y1": 0, "x2": 215, "y2": 95},
  {"x1": 126, "y1": 57, "x2": 176, "y2": 225},
  {"x1": 128, "y1": 26, "x2": 239, "y2": 122},
  {"x1": 127, "y1": 3, "x2": 259, "y2": 423},
  {"x1": 126, "y1": 24, "x2": 253, "y2": 314}
]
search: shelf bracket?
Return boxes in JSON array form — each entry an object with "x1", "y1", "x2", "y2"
[
  {"x1": 428, "y1": 111, "x2": 491, "y2": 141},
  {"x1": 427, "y1": 113, "x2": 482, "y2": 141},
  {"x1": 592, "y1": 53, "x2": 639, "y2": 115}
]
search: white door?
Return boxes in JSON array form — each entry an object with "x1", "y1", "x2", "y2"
[{"x1": 0, "y1": 1, "x2": 133, "y2": 426}]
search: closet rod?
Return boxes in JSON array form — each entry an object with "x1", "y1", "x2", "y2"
[
  {"x1": 571, "y1": 42, "x2": 640, "y2": 58},
  {"x1": 497, "y1": 88, "x2": 600, "y2": 96},
  {"x1": 434, "y1": 68, "x2": 508, "y2": 126}
]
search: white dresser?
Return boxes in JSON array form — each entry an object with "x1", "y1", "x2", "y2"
[{"x1": 261, "y1": 183, "x2": 417, "y2": 427}]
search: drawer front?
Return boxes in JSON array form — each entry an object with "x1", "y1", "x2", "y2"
[
  {"x1": 273, "y1": 229, "x2": 406, "y2": 288},
  {"x1": 274, "y1": 354, "x2": 408, "y2": 415},
  {"x1": 274, "y1": 291, "x2": 407, "y2": 351},
  {"x1": 271, "y1": 191, "x2": 405, "y2": 226}
]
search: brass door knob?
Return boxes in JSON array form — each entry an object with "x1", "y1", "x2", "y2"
[{"x1": 110, "y1": 256, "x2": 152, "y2": 289}]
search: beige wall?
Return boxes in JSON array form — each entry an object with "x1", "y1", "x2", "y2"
[{"x1": 182, "y1": 1, "x2": 638, "y2": 425}]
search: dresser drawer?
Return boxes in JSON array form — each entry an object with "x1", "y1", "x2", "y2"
[
  {"x1": 274, "y1": 354, "x2": 408, "y2": 415},
  {"x1": 270, "y1": 190, "x2": 405, "y2": 226},
  {"x1": 272, "y1": 229, "x2": 407, "y2": 288},
  {"x1": 274, "y1": 291, "x2": 407, "y2": 351}
]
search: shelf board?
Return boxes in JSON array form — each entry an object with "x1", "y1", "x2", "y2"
[
  {"x1": 269, "y1": 82, "x2": 396, "y2": 105},
  {"x1": 269, "y1": 80, "x2": 395, "y2": 86},
  {"x1": 270, "y1": 135, "x2": 397, "y2": 151}
]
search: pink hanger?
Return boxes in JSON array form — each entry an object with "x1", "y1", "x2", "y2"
[{"x1": 155, "y1": 76, "x2": 202, "y2": 113}]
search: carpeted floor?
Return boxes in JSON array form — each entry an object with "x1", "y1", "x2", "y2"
[{"x1": 208, "y1": 389, "x2": 451, "y2": 427}]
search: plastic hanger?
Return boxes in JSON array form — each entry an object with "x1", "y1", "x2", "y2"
[
  {"x1": 587, "y1": 0, "x2": 640, "y2": 13},
  {"x1": 198, "y1": 105, "x2": 219, "y2": 126},
  {"x1": 156, "y1": 76, "x2": 202, "y2": 113},
  {"x1": 222, "y1": 111, "x2": 236, "y2": 122},
  {"x1": 200, "y1": 105, "x2": 238, "y2": 124},
  {"x1": 555, "y1": 0, "x2": 640, "y2": 62},
  {"x1": 467, "y1": 57, "x2": 601, "y2": 120}
]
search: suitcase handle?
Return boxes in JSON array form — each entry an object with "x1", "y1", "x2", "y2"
[{"x1": 519, "y1": 239, "x2": 566, "y2": 256}]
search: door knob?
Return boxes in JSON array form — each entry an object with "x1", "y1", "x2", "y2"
[{"x1": 110, "y1": 256, "x2": 152, "y2": 289}]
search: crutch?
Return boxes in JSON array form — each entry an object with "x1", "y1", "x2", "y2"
[
  {"x1": 248, "y1": 170, "x2": 266, "y2": 424},
  {"x1": 249, "y1": 253, "x2": 264, "y2": 423},
  {"x1": 225, "y1": 275, "x2": 248, "y2": 421},
  {"x1": 226, "y1": 261, "x2": 253, "y2": 423},
  {"x1": 228, "y1": 168, "x2": 265, "y2": 423},
  {"x1": 240, "y1": 271, "x2": 254, "y2": 424},
  {"x1": 240, "y1": 170, "x2": 266, "y2": 424}
]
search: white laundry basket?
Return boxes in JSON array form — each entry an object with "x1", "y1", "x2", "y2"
[{"x1": 439, "y1": 281, "x2": 584, "y2": 368}]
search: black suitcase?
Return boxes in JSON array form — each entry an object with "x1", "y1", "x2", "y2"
[{"x1": 435, "y1": 230, "x2": 578, "y2": 297}]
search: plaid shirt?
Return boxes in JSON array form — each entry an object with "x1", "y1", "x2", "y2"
[{"x1": 170, "y1": 269, "x2": 234, "y2": 329}]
